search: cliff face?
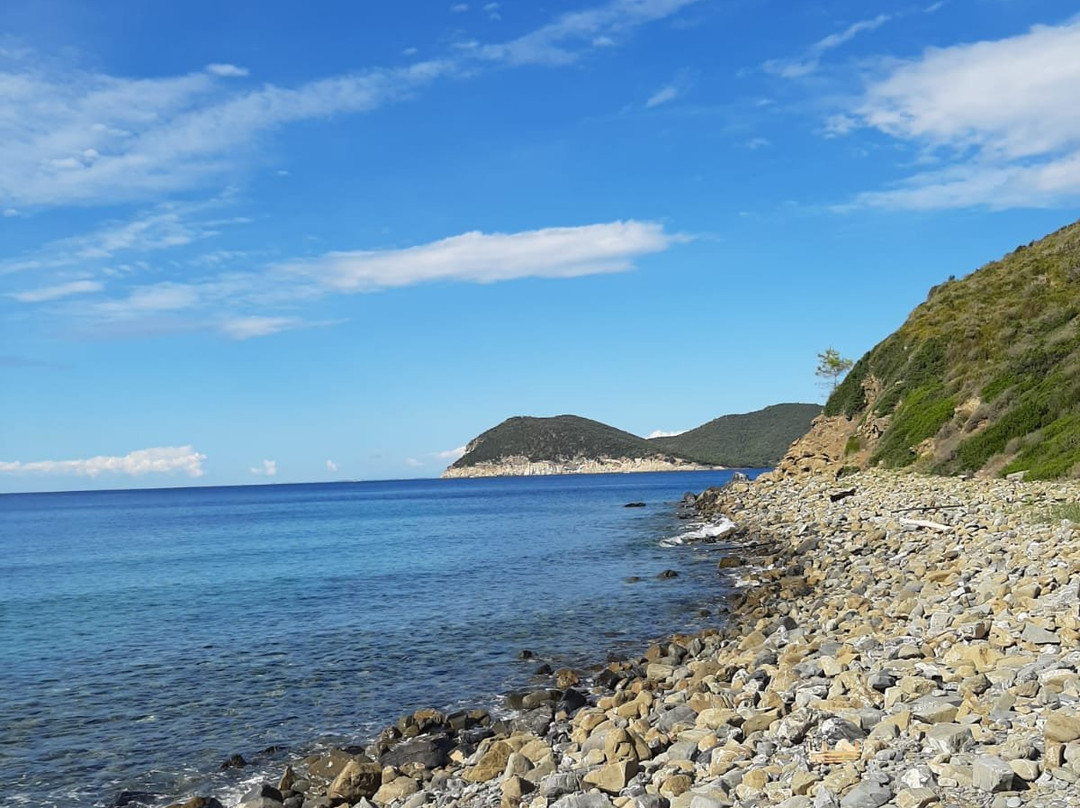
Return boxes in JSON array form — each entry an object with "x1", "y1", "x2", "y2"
[
  {"x1": 441, "y1": 456, "x2": 714, "y2": 478},
  {"x1": 778, "y1": 217, "x2": 1080, "y2": 479}
]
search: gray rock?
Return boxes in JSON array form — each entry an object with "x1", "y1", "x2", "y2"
[
  {"x1": 551, "y1": 794, "x2": 615, "y2": 808},
  {"x1": 631, "y1": 796, "x2": 668, "y2": 808},
  {"x1": 1021, "y1": 623, "x2": 1060, "y2": 645},
  {"x1": 688, "y1": 796, "x2": 727, "y2": 808},
  {"x1": 839, "y1": 781, "x2": 891, "y2": 808},
  {"x1": 539, "y1": 773, "x2": 582, "y2": 799},
  {"x1": 379, "y1": 735, "x2": 451, "y2": 770},
  {"x1": 657, "y1": 705, "x2": 697, "y2": 732},
  {"x1": 867, "y1": 672, "x2": 896, "y2": 692},
  {"x1": 819, "y1": 717, "x2": 866, "y2": 742},
  {"x1": 973, "y1": 756, "x2": 1016, "y2": 793}
]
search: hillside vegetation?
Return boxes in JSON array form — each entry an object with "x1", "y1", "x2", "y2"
[
  {"x1": 650, "y1": 403, "x2": 822, "y2": 467},
  {"x1": 448, "y1": 404, "x2": 822, "y2": 473},
  {"x1": 821, "y1": 218, "x2": 1080, "y2": 479}
]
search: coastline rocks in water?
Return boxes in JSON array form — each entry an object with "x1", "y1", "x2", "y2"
[{"x1": 160, "y1": 467, "x2": 1080, "y2": 808}]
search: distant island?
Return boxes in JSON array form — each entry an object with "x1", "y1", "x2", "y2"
[{"x1": 442, "y1": 403, "x2": 822, "y2": 478}]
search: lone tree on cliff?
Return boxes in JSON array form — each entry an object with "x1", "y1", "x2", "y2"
[{"x1": 816, "y1": 347, "x2": 854, "y2": 392}]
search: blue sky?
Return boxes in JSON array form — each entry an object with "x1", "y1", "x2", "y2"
[{"x1": 2, "y1": 0, "x2": 1079, "y2": 491}]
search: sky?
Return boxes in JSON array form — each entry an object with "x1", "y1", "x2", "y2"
[{"x1": 2, "y1": 0, "x2": 1080, "y2": 492}]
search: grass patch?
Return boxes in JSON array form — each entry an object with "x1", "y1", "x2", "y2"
[{"x1": 871, "y1": 384, "x2": 955, "y2": 468}]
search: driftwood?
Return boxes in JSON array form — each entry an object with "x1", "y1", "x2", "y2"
[
  {"x1": 809, "y1": 740, "x2": 862, "y2": 764},
  {"x1": 899, "y1": 518, "x2": 953, "y2": 532},
  {"x1": 829, "y1": 488, "x2": 857, "y2": 503},
  {"x1": 894, "y1": 504, "x2": 964, "y2": 513}
]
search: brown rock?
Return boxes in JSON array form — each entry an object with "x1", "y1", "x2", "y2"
[{"x1": 328, "y1": 759, "x2": 383, "y2": 803}]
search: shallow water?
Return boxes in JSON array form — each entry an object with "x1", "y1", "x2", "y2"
[{"x1": 0, "y1": 470, "x2": 761, "y2": 807}]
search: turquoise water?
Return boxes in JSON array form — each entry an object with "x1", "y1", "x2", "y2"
[{"x1": 0, "y1": 471, "x2": 758, "y2": 807}]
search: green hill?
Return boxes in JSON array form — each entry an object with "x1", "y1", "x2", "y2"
[
  {"x1": 447, "y1": 404, "x2": 822, "y2": 473},
  {"x1": 650, "y1": 403, "x2": 822, "y2": 467},
  {"x1": 448, "y1": 415, "x2": 669, "y2": 468},
  {"x1": 820, "y1": 217, "x2": 1080, "y2": 479}
]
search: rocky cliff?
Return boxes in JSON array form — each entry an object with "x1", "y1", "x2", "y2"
[
  {"x1": 776, "y1": 217, "x2": 1080, "y2": 479},
  {"x1": 441, "y1": 455, "x2": 715, "y2": 478}
]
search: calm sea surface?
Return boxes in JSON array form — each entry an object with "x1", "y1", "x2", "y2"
[{"x1": 0, "y1": 471, "x2": 761, "y2": 807}]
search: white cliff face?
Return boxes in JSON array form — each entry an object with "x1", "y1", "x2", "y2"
[{"x1": 440, "y1": 455, "x2": 721, "y2": 478}]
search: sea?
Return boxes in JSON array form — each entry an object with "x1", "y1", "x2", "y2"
[{"x1": 0, "y1": 470, "x2": 763, "y2": 808}]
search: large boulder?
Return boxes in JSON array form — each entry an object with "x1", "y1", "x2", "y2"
[{"x1": 327, "y1": 760, "x2": 382, "y2": 804}]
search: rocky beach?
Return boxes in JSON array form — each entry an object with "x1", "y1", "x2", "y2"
[{"x1": 165, "y1": 469, "x2": 1080, "y2": 808}]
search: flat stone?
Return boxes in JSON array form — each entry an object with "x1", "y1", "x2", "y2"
[
  {"x1": 911, "y1": 697, "x2": 960, "y2": 725},
  {"x1": 1021, "y1": 622, "x2": 1060, "y2": 645},
  {"x1": 372, "y1": 777, "x2": 419, "y2": 805},
  {"x1": 1046, "y1": 711, "x2": 1080, "y2": 743},
  {"x1": 551, "y1": 794, "x2": 615, "y2": 808},
  {"x1": 539, "y1": 773, "x2": 582, "y2": 799},
  {"x1": 582, "y1": 760, "x2": 638, "y2": 795},
  {"x1": 894, "y1": 788, "x2": 938, "y2": 808},
  {"x1": 839, "y1": 781, "x2": 891, "y2": 808},
  {"x1": 925, "y1": 723, "x2": 974, "y2": 755}
]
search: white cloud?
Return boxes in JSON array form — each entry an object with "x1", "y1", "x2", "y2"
[
  {"x1": 406, "y1": 457, "x2": 424, "y2": 467},
  {"x1": 0, "y1": 1, "x2": 699, "y2": 209},
  {"x1": 437, "y1": 446, "x2": 467, "y2": 460},
  {"x1": 485, "y1": 2, "x2": 501, "y2": 20},
  {"x1": 647, "y1": 429, "x2": 686, "y2": 438},
  {"x1": 283, "y1": 221, "x2": 681, "y2": 292},
  {"x1": 746, "y1": 137, "x2": 771, "y2": 150},
  {"x1": 3, "y1": 208, "x2": 18, "y2": 217},
  {"x1": 10, "y1": 279, "x2": 103, "y2": 302},
  {"x1": 220, "y1": 315, "x2": 306, "y2": 339},
  {"x1": 250, "y1": 459, "x2": 277, "y2": 476},
  {"x1": 0, "y1": 192, "x2": 243, "y2": 274},
  {"x1": 844, "y1": 19, "x2": 1080, "y2": 209},
  {"x1": 326, "y1": 459, "x2": 338, "y2": 472},
  {"x1": 0, "y1": 60, "x2": 453, "y2": 207},
  {"x1": 206, "y1": 63, "x2": 249, "y2": 78},
  {"x1": 764, "y1": 13, "x2": 891, "y2": 78},
  {"x1": 646, "y1": 85, "x2": 680, "y2": 108},
  {"x1": 0, "y1": 446, "x2": 206, "y2": 477},
  {"x1": 451, "y1": 3, "x2": 469, "y2": 11}
]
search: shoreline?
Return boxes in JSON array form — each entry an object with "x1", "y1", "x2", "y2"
[{"x1": 165, "y1": 469, "x2": 1079, "y2": 808}]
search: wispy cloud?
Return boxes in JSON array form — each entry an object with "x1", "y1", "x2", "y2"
[
  {"x1": 326, "y1": 459, "x2": 338, "y2": 473},
  {"x1": 764, "y1": 13, "x2": 892, "y2": 78},
  {"x1": 646, "y1": 85, "x2": 680, "y2": 108},
  {"x1": 436, "y1": 446, "x2": 467, "y2": 460},
  {"x1": 0, "y1": 446, "x2": 206, "y2": 477},
  {"x1": 7, "y1": 213, "x2": 683, "y2": 339},
  {"x1": 406, "y1": 457, "x2": 424, "y2": 467},
  {"x1": 0, "y1": 59, "x2": 453, "y2": 208},
  {"x1": 10, "y1": 279, "x2": 103, "y2": 302},
  {"x1": 645, "y1": 70, "x2": 696, "y2": 108},
  {"x1": 205, "y1": 63, "x2": 249, "y2": 78},
  {"x1": 220, "y1": 315, "x2": 306, "y2": 340},
  {"x1": 1, "y1": 192, "x2": 244, "y2": 275},
  {"x1": 283, "y1": 221, "x2": 681, "y2": 292},
  {"x1": 477, "y1": 0, "x2": 705, "y2": 65},
  {"x1": 842, "y1": 19, "x2": 1080, "y2": 209},
  {"x1": 0, "y1": 0, "x2": 700, "y2": 210},
  {"x1": 250, "y1": 459, "x2": 277, "y2": 476}
]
